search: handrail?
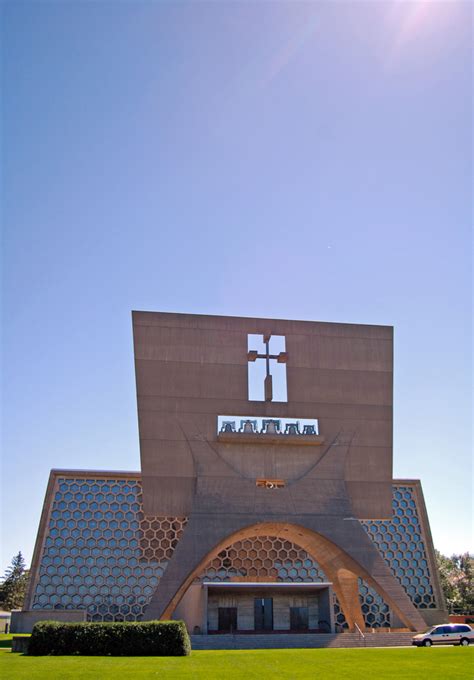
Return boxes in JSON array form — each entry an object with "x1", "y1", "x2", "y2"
[{"x1": 354, "y1": 623, "x2": 366, "y2": 646}]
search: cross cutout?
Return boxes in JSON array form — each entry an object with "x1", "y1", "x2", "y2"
[{"x1": 247, "y1": 333, "x2": 288, "y2": 402}]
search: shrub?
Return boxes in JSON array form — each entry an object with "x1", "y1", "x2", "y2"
[{"x1": 28, "y1": 620, "x2": 191, "y2": 656}]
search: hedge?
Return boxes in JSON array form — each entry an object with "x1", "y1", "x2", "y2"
[{"x1": 28, "y1": 620, "x2": 191, "y2": 656}]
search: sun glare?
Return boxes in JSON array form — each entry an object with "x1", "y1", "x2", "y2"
[{"x1": 385, "y1": 0, "x2": 462, "y2": 65}]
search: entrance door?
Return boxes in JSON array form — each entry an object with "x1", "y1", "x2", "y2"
[
  {"x1": 218, "y1": 607, "x2": 237, "y2": 633},
  {"x1": 254, "y1": 598, "x2": 273, "y2": 631},
  {"x1": 290, "y1": 606, "x2": 309, "y2": 631}
]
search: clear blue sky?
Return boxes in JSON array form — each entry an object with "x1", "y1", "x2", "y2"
[{"x1": 1, "y1": 1, "x2": 472, "y2": 573}]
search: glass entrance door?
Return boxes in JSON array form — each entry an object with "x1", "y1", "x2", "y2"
[
  {"x1": 290, "y1": 606, "x2": 309, "y2": 631},
  {"x1": 254, "y1": 597, "x2": 273, "y2": 631},
  {"x1": 218, "y1": 607, "x2": 237, "y2": 633}
]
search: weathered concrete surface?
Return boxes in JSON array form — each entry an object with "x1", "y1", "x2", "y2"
[
  {"x1": 133, "y1": 311, "x2": 393, "y2": 519},
  {"x1": 10, "y1": 609, "x2": 86, "y2": 633}
]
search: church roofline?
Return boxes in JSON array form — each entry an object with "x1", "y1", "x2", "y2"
[{"x1": 131, "y1": 309, "x2": 394, "y2": 336}]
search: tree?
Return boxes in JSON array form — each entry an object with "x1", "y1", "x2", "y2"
[
  {"x1": 435, "y1": 550, "x2": 474, "y2": 613},
  {"x1": 0, "y1": 551, "x2": 29, "y2": 611}
]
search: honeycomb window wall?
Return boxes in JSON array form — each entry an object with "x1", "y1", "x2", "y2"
[
  {"x1": 361, "y1": 486, "x2": 437, "y2": 610},
  {"x1": 31, "y1": 477, "x2": 186, "y2": 622},
  {"x1": 199, "y1": 537, "x2": 328, "y2": 583},
  {"x1": 30, "y1": 477, "x2": 437, "y2": 624}
]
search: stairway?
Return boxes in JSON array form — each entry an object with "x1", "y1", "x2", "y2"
[{"x1": 190, "y1": 631, "x2": 418, "y2": 650}]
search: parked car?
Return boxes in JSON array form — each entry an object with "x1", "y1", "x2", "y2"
[{"x1": 412, "y1": 624, "x2": 473, "y2": 647}]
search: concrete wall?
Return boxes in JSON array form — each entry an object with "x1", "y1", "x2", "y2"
[
  {"x1": 10, "y1": 609, "x2": 86, "y2": 633},
  {"x1": 207, "y1": 592, "x2": 238, "y2": 632},
  {"x1": 173, "y1": 583, "x2": 206, "y2": 633},
  {"x1": 420, "y1": 609, "x2": 451, "y2": 627},
  {"x1": 0, "y1": 615, "x2": 11, "y2": 633},
  {"x1": 317, "y1": 588, "x2": 334, "y2": 631},
  {"x1": 273, "y1": 594, "x2": 319, "y2": 630},
  {"x1": 133, "y1": 311, "x2": 393, "y2": 520}
]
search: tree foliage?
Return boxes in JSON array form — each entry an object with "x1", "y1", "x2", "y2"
[
  {"x1": 0, "y1": 551, "x2": 29, "y2": 611},
  {"x1": 436, "y1": 550, "x2": 474, "y2": 613}
]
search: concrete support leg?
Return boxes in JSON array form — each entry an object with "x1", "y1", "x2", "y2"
[
  {"x1": 331, "y1": 569, "x2": 365, "y2": 632},
  {"x1": 144, "y1": 514, "x2": 248, "y2": 620}
]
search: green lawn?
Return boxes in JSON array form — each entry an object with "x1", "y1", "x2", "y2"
[
  {"x1": 0, "y1": 634, "x2": 29, "y2": 649},
  {"x1": 1, "y1": 646, "x2": 473, "y2": 679}
]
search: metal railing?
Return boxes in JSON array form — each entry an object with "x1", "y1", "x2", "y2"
[{"x1": 354, "y1": 622, "x2": 366, "y2": 647}]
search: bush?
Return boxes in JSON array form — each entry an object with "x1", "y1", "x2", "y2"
[{"x1": 28, "y1": 620, "x2": 191, "y2": 656}]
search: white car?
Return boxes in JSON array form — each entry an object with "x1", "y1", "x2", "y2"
[{"x1": 412, "y1": 624, "x2": 473, "y2": 647}]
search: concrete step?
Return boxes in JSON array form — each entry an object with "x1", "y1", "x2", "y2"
[{"x1": 190, "y1": 631, "x2": 419, "y2": 650}]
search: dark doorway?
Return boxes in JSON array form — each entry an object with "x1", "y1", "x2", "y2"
[
  {"x1": 218, "y1": 607, "x2": 237, "y2": 633},
  {"x1": 254, "y1": 597, "x2": 273, "y2": 631},
  {"x1": 290, "y1": 606, "x2": 309, "y2": 631}
]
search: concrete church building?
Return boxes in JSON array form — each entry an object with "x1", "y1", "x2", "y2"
[{"x1": 15, "y1": 312, "x2": 447, "y2": 635}]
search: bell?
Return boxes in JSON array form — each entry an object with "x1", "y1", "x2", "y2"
[
  {"x1": 285, "y1": 423, "x2": 299, "y2": 435},
  {"x1": 221, "y1": 421, "x2": 235, "y2": 433},
  {"x1": 240, "y1": 420, "x2": 257, "y2": 433},
  {"x1": 303, "y1": 424, "x2": 316, "y2": 435},
  {"x1": 262, "y1": 419, "x2": 280, "y2": 434}
]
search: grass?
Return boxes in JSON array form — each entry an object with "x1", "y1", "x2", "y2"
[
  {"x1": 0, "y1": 634, "x2": 30, "y2": 649},
  {"x1": 0, "y1": 646, "x2": 473, "y2": 679}
]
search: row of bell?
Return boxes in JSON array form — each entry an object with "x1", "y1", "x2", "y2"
[{"x1": 220, "y1": 419, "x2": 317, "y2": 435}]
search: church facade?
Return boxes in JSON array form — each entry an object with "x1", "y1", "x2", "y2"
[{"x1": 18, "y1": 312, "x2": 446, "y2": 633}]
